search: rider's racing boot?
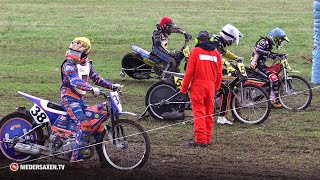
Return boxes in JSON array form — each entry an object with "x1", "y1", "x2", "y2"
[{"x1": 95, "y1": 131, "x2": 110, "y2": 168}]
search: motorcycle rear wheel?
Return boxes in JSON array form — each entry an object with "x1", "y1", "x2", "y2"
[
  {"x1": 0, "y1": 112, "x2": 44, "y2": 162},
  {"x1": 122, "y1": 52, "x2": 152, "y2": 79},
  {"x1": 145, "y1": 81, "x2": 186, "y2": 120}
]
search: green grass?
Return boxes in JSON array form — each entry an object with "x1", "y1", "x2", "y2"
[{"x1": 0, "y1": 0, "x2": 319, "y2": 179}]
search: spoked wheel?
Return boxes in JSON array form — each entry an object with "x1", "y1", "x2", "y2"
[
  {"x1": 278, "y1": 75, "x2": 312, "y2": 110},
  {"x1": 145, "y1": 81, "x2": 186, "y2": 120},
  {"x1": 231, "y1": 84, "x2": 271, "y2": 124},
  {"x1": 0, "y1": 112, "x2": 43, "y2": 162},
  {"x1": 102, "y1": 119, "x2": 150, "y2": 170},
  {"x1": 122, "y1": 52, "x2": 152, "y2": 79}
]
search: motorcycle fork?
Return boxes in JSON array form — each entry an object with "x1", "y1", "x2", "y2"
[
  {"x1": 238, "y1": 82, "x2": 246, "y2": 107},
  {"x1": 105, "y1": 109, "x2": 126, "y2": 148},
  {"x1": 282, "y1": 69, "x2": 290, "y2": 93}
]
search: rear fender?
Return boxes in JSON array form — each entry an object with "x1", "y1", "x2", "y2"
[
  {"x1": 15, "y1": 107, "x2": 33, "y2": 121},
  {"x1": 245, "y1": 78, "x2": 266, "y2": 87}
]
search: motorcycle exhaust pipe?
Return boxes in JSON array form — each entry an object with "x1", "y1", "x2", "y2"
[
  {"x1": 162, "y1": 112, "x2": 185, "y2": 120},
  {"x1": 14, "y1": 143, "x2": 40, "y2": 155}
]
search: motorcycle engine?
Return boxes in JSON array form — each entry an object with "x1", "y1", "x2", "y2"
[
  {"x1": 62, "y1": 139, "x2": 75, "y2": 153},
  {"x1": 49, "y1": 132, "x2": 74, "y2": 156},
  {"x1": 49, "y1": 132, "x2": 63, "y2": 151}
]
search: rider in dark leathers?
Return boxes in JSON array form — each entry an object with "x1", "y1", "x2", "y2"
[
  {"x1": 250, "y1": 27, "x2": 290, "y2": 107},
  {"x1": 151, "y1": 16, "x2": 192, "y2": 73}
]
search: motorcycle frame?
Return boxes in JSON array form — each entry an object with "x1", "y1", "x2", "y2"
[
  {"x1": 3, "y1": 90, "x2": 136, "y2": 151},
  {"x1": 141, "y1": 63, "x2": 248, "y2": 118},
  {"x1": 121, "y1": 38, "x2": 191, "y2": 79}
]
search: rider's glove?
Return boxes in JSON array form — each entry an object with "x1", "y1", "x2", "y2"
[
  {"x1": 287, "y1": 65, "x2": 292, "y2": 72},
  {"x1": 175, "y1": 51, "x2": 184, "y2": 59},
  {"x1": 169, "y1": 51, "x2": 176, "y2": 58},
  {"x1": 235, "y1": 56, "x2": 244, "y2": 62},
  {"x1": 183, "y1": 32, "x2": 192, "y2": 40},
  {"x1": 91, "y1": 87, "x2": 100, "y2": 96},
  {"x1": 224, "y1": 61, "x2": 235, "y2": 74},
  {"x1": 268, "y1": 53, "x2": 279, "y2": 60},
  {"x1": 112, "y1": 84, "x2": 122, "y2": 91}
]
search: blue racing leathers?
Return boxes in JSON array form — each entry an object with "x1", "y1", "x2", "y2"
[{"x1": 60, "y1": 58, "x2": 113, "y2": 161}]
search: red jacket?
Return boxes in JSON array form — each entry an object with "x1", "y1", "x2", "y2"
[{"x1": 181, "y1": 46, "x2": 222, "y2": 94}]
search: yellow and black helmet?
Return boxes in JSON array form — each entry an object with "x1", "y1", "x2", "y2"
[{"x1": 66, "y1": 37, "x2": 91, "y2": 63}]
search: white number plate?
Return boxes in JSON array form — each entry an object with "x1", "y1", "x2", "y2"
[
  {"x1": 110, "y1": 91, "x2": 122, "y2": 112},
  {"x1": 30, "y1": 104, "x2": 50, "y2": 124}
]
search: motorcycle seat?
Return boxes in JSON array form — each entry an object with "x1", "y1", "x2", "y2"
[
  {"x1": 132, "y1": 45, "x2": 160, "y2": 63},
  {"x1": 47, "y1": 102, "x2": 64, "y2": 111}
]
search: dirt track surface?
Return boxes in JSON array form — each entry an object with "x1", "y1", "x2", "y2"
[
  {"x1": 0, "y1": 158, "x2": 319, "y2": 180},
  {"x1": 1, "y1": 88, "x2": 320, "y2": 180},
  {"x1": 1, "y1": 134, "x2": 319, "y2": 180}
]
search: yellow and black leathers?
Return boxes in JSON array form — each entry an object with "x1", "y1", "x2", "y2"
[{"x1": 212, "y1": 35, "x2": 240, "y2": 117}]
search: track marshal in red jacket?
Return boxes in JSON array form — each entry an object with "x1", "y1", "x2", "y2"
[{"x1": 181, "y1": 30, "x2": 222, "y2": 147}]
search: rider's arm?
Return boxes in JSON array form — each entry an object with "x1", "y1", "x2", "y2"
[
  {"x1": 250, "y1": 39, "x2": 272, "y2": 69},
  {"x1": 254, "y1": 46, "x2": 270, "y2": 57},
  {"x1": 64, "y1": 63, "x2": 93, "y2": 91},
  {"x1": 224, "y1": 50, "x2": 238, "y2": 60},
  {"x1": 152, "y1": 30, "x2": 171, "y2": 55},
  {"x1": 254, "y1": 38, "x2": 271, "y2": 57},
  {"x1": 89, "y1": 62, "x2": 113, "y2": 90},
  {"x1": 171, "y1": 27, "x2": 186, "y2": 35}
]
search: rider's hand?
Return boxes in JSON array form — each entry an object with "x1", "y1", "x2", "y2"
[
  {"x1": 91, "y1": 87, "x2": 100, "y2": 96},
  {"x1": 169, "y1": 51, "x2": 176, "y2": 58},
  {"x1": 184, "y1": 32, "x2": 192, "y2": 40},
  {"x1": 175, "y1": 51, "x2": 184, "y2": 59},
  {"x1": 268, "y1": 53, "x2": 279, "y2": 60},
  {"x1": 227, "y1": 65, "x2": 236, "y2": 74},
  {"x1": 112, "y1": 84, "x2": 122, "y2": 91},
  {"x1": 235, "y1": 56, "x2": 244, "y2": 62}
]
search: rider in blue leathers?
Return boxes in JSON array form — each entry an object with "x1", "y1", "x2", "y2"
[{"x1": 61, "y1": 37, "x2": 121, "y2": 168}]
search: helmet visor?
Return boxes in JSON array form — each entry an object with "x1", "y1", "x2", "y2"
[{"x1": 283, "y1": 36, "x2": 290, "y2": 43}]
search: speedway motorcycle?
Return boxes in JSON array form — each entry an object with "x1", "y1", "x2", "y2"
[
  {"x1": 120, "y1": 37, "x2": 191, "y2": 79},
  {"x1": 143, "y1": 59, "x2": 271, "y2": 124},
  {"x1": 0, "y1": 87, "x2": 150, "y2": 170},
  {"x1": 246, "y1": 53, "x2": 312, "y2": 110}
]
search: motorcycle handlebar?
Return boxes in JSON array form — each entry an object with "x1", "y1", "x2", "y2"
[
  {"x1": 274, "y1": 53, "x2": 288, "y2": 60},
  {"x1": 99, "y1": 85, "x2": 123, "y2": 96},
  {"x1": 180, "y1": 37, "x2": 191, "y2": 52}
]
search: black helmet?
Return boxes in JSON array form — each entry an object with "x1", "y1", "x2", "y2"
[{"x1": 196, "y1": 30, "x2": 212, "y2": 43}]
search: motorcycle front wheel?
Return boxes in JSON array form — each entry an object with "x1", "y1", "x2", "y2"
[
  {"x1": 278, "y1": 75, "x2": 312, "y2": 110},
  {"x1": 101, "y1": 119, "x2": 150, "y2": 170},
  {"x1": 231, "y1": 84, "x2": 271, "y2": 124}
]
